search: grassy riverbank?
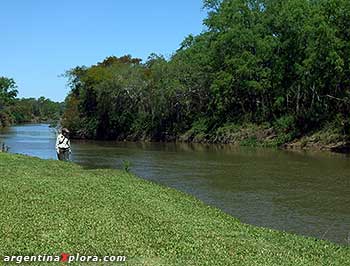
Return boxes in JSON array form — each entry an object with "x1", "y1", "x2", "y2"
[{"x1": 0, "y1": 153, "x2": 349, "y2": 265}]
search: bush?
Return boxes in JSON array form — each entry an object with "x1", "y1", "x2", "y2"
[{"x1": 273, "y1": 115, "x2": 296, "y2": 133}]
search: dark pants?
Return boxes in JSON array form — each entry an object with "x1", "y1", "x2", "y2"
[{"x1": 57, "y1": 149, "x2": 70, "y2": 161}]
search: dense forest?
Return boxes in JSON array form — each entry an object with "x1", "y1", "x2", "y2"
[
  {"x1": 0, "y1": 76, "x2": 63, "y2": 127},
  {"x1": 62, "y1": 0, "x2": 350, "y2": 147}
]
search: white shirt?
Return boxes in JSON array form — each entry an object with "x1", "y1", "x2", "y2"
[{"x1": 56, "y1": 134, "x2": 71, "y2": 153}]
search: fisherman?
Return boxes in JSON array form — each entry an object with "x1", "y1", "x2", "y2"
[{"x1": 56, "y1": 128, "x2": 71, "y2": 161}]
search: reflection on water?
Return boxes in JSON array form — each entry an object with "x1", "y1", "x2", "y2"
[{"x1": 1, "y1": 124, "x2": 349, "y2": 244}]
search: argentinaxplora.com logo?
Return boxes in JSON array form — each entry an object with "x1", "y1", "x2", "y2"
[{"x1": 3, "y1": 253, "x2": 127, "y2": 264}]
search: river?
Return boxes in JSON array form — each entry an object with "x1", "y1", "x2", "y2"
[{"x1": 0, "y1": 123, "x2": 349, "y2": 245}]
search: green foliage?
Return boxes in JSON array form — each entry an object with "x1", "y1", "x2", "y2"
[
  {"x1": 0, "y1": 76, "x2": 63, "y2": 127},
  {"x1": 274, "y1": 116, "x2": 296, "y2": 134},
  {"x1": 333, "y1": 113, "x2": 350, "y2": 136},
  {"x1": 0, "y1": 77, "x2": 18, "y2": 108},
  {"x1": 121, "y1": 159, "x2": 132, "y2": 172},
  {"x1": 240, "y1": 136, "x2": 259, "y2": 147},
  {"x1": 271, "y1": 116, "x2": 299, "y2": 145},
  {"x1": 62, "y1": 0, "x2": 350, "y2": 145},
  {"x1": 181, "y1": 118, "x2": 210, "y2": 142},
  {"x1": 190, "y1": 118, "x2": 210, "y2": 135},
  {"x1": 10, "y1": 97, "x2": 63, "y2": 124},
  {"x1": 0, "y1": 77, "x2": 18, "y2": 127}
]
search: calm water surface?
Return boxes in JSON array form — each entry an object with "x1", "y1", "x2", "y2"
[{"x1": 1, "y1": 124, "x2": 349, "y2": 245}]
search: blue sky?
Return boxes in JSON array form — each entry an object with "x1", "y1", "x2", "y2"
[{"x1": 0, "y1": 1, "x2": 206, "y2": 102}]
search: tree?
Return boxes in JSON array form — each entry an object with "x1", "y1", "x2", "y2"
[
  {"x1": 0, "y1": 77, "x2": 18, "y2": 126},
  {"x1": 0, "y1": 77, "x2": 18, "y2": 110},
  {"x1": 61, "y1": 0, "x2": 350, "y2": 142}
]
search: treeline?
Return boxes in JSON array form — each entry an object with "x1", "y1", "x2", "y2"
[
  {"x1": 11, "y1": 97, "x2": 64, "y2": 124},
  {"x1": 62, "y1": 0, "x2": 350, "y2": 145},
  {"x1": 0, "y1": 76, "x2": 63, "y2": 127}
]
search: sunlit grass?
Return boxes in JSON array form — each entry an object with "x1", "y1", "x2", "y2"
[{"x1": 0, "y1": 153, "x2": 349, "y2": 265}]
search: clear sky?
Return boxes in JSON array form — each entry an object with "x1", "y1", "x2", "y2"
[{"x1": 0, "y1": 0, "x2": 207, "y2": 102}]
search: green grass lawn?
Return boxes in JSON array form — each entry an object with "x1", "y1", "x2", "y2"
[{"x1": 0, "y1": 153, "x2": 349, "y2": 265}]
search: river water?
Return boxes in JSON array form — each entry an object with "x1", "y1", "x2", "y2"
[{"x1": 1, "y1": 124, "x2": 349, "y2": 245}]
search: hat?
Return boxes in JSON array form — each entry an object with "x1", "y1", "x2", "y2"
[{"x1": 62, "y1": 128, "x2": 70, "y2": 133}]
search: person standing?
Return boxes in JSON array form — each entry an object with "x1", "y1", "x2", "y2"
[{"x1": 56, "y1": 128, "x2": 71, "y2": 161}]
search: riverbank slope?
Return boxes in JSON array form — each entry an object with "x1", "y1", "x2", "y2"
[
  {"x1": 117, "y1": 123, "x2": 350, "y2": 153},
  {"x1": 0, "y1": 153, "x2": 349, "y2": 265}
]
